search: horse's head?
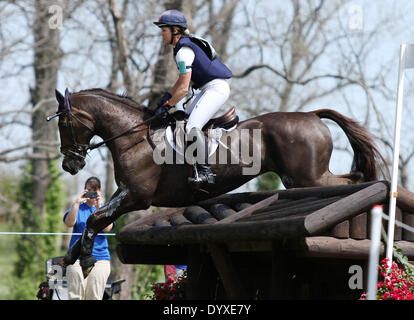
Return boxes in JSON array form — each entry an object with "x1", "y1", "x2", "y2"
[{"x1": 53, "y1": 89, "x2": 95, "y2": 175}]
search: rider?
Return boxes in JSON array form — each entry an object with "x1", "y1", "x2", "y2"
[{"x1": 153, "y1": 9, "x2": 232, "y2": 185}]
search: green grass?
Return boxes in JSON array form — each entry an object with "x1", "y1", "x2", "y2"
[{"x1": 0, "y1": 222, "x2": 17, "y2": 299}]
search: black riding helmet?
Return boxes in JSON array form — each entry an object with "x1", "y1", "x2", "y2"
[{"x1": 154, "y1": 10, "x2": 187, "y2": 44}]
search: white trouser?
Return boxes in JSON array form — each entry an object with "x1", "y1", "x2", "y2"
[
  {"x1": 66, "y1": 259, "x2": 111, "y2": 300},
  {"x1": 185, "y1": 79, "x2": 230, "y2": 134}
]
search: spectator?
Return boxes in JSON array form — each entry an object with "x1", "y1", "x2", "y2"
[{"x1": 63, "y1": 176, "x2": 114, "y2": 300}]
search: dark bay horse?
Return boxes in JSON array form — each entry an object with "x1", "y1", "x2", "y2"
[{"x1": 51, "y1": 88, "x2": 383, "y2": 276}]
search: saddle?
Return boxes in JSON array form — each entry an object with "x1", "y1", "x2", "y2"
[
  {"x1": 168, "y1": 106, "x2": 239, "y2": 132},
  {"x1": 165, "y1": 106, "x2": 239, "y2": 158},
  {"x1": 201, "y1": 106, "x2": 239, "y2": 132}
]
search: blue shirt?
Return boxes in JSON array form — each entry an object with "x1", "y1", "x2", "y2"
[
  {"x1": 63, "y1": 203, "x2": 114, "y2": 261},
  {"x1": 174, "y1": 265, "x2": 187, "y2": 270}
]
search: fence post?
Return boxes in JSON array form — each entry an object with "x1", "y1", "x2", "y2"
[{"x1": 367, "y1": 205, "x2": 383, "y2": 300}]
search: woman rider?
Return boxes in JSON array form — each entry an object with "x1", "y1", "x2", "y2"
[{"x1": 153, "y1": 9, "x2": 232, "y2": 185}]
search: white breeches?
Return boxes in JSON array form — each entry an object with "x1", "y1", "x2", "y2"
[
  {"x1": 185, "y1": 79, "x2": 230, "y2": 134},
  {"x1": 66, "y1": 259, "x2": 111, "y2": 300}
]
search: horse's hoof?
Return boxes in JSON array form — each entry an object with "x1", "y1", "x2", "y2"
[{"x1": 80, "y1": 255, "x2": 96, "y2": 278}]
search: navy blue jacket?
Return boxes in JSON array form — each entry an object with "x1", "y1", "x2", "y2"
[{"x1": 173, "y1": 36, "x2": 232, "y2": 89}]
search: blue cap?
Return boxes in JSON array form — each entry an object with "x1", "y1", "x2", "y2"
[{"x1": 153, "y1": 10, "x2": 187, "y2": 29}]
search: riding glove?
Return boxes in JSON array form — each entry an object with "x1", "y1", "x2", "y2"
[
  {"x1": 155, "y1": 103, "x2": 173, "y2": 118},
  {"x1": 157, "y1": 92, "x2": 172, "y2": 108}
]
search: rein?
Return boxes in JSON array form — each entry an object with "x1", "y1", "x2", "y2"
[
  {"x1": 62, "y1": 108, "x2": 156, "y2": 159},
  {"x1": 86, "y1": 115, "x2": 156, "y2": 151}
]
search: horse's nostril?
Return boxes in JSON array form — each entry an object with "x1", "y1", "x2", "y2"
[{"x1": 62, "y1": 161, "x2": 76, "y2": 175}]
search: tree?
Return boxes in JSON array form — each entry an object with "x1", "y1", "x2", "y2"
[
  {"x1": 10, "y1": 160, "x2": 65, "y2": 299},
  {"x1": 1, "y1": 0, "x2": 414, "y2": 299},
  {"x1": 30, "y1": 0, "x2": 63, "y2": 218},
  {"x1": 0, "y1": 0, "x2": 82, "y2": 299}
]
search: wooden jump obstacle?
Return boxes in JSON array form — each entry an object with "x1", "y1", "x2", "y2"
[{"x1": 115, "y1": 181, "x2": 414, "y2": 299}]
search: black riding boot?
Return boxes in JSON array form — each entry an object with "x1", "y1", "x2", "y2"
[
  {"x1": 187, "y1": 128, "x2": 215, "y2": 185},
  {"x1": 79, "y1": 227, "x2": 96, "y2": 278}
]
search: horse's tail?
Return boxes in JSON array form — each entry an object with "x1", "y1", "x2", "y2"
[{"x1": 311, "y1": 108, "x2": 384, "y2": 181}]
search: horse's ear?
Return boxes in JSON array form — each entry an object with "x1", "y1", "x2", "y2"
[
  {"x1": 64, "y1": 88, "x2": 72, "y2": 111},
  {"x1": 55, "y1": 89, "x2": 65, "y2": 110}
]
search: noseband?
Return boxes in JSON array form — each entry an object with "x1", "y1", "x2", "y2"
[{"x1": 59, "y1": 110, "x2": 94, "y2": 161}]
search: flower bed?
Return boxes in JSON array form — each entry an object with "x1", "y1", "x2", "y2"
[
  {"x1": 151, "y1": 271, "x2": 186, "y2": 300},
  {"x1": 361, "y1": 258, "x2": 414, "y2": 300}
]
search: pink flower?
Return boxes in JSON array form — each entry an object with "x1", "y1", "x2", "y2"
[{"x1": 151, "y1": 271, "x2": 187, "y2": 300}]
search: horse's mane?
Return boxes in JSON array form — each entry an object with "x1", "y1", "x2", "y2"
[{"x1": 74, "y1": 88, "x2": 148, "y2": 114}]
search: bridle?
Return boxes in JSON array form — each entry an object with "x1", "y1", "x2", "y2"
[
  {"x1": 47, "y1": 89, "x2": 159, "y2": 161},
  {"x1": 49, "y1": 103, "x2": 157, "y2": 161},
  {"x1": 59, "y1": 110, "x2": 94, "y2": 161}
]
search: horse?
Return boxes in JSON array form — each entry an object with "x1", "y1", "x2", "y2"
[{"x1": 49, "y1": 88, "x2": 384, "y2": 277}]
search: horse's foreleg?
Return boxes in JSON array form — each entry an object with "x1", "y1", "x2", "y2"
[
  {"x1": 62, "y1": 187, "x2": 129, "y2": 268},
  {"x1": 62, "y1": 185, "x2": 139, "y2": 278},
  {"x1": 78, "y1": 186, "x2": 135, "y2": 278}
]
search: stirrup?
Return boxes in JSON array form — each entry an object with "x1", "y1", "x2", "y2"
[{"x1": 188, "y1": 164, "x2": 216, "y2": 185}]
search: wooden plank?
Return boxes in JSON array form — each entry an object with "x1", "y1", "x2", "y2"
[
  {"x1": 270, "y1": 241, "x2": 293, "y2": 299},
  {"x1": 154, "y1": 218, "x2": 171, "y2": 227},
  {"x1": 301, "y1": 237, "x2": 414, "y2": 260},
  {"x1": 185, "y1": 245, "x2": 218, "y2": 300},
  {"x1": 395, "y1": 207, "x2": 402, "y2": 241},
  {"x1": 397, "y1": 186, "x2": 414, "y2": 213},
  {"x1": 233, "y1": 203, "x2": 252, "y2": 211},
  {"x1": 226, "y1": 241, "x2": 272, "y2": 252},
  {"x1": 197, "y1": 181, "x2": 380, "y2": 209},
  {"x1": 251, "y1": 197, "x2": 321, "y2": 215},
  {"x1": 304, "y1": 182, "x2": 388, "y2": 235},
  {"x1": 116, "y1": 224, "x2": 152, "y2": 244},
  {"x1": 115, "y1": 243, "x2": 188, "y2": 265},
  {"x1": 208, "y1": 243, "x2": 249, "y2": 299},
  {"x1": 117, "y1": 215, "x2": 307, "y2": 245},
  {"x1": 242, "y1": 196, "x2": 342, "y2": 222},
  {"x1": 209, "y1": 204, "x2": 236, "y2": 220},
  {"x1": 184, "y1": 206, "x2": 217, "y2": 224},
  {"x1": 215, "y1": 193, "x2": 279, "y2": 224},
  {"x1": 120, "y1": 207, "x2": 185, "y2": 232},
  {"x1": 329, "y1": 220, "x2": 349, "y2": 239},
  {"x1": 250, "y1": 198, "x2": 294, "y2": 213},
  {"x1": 349, "y1": 212, "x2": 367, "y2": 239},
  {"x1": 169, "y1": 213, "x2": 192, "y2": 226},
  {"x1": 305, "y1": 237, "x2": 377, "y2": 259},
  {"x1": 403, "y1": 213, "x2": 414, "y2": 241}
]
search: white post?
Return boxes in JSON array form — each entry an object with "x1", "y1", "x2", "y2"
[
  {"x1": 367, "y1": 205, "x2": 383, "y2": 300},
  {"x1": 385, "y1": 44, "x2": 407, "y2": 268}
]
